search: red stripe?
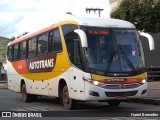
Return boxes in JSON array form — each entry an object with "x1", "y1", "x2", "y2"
[{"x1": 8, "y1": 25, "x2": 55, "y2": 46}]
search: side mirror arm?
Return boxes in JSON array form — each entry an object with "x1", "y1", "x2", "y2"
[
  {"x1": 74, "y1": 29, "x2": 88, "y2": 48},
  {"x1": 140, "y1": 32, "x2": 155, "y2": 50}
]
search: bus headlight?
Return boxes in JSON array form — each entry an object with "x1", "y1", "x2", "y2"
[
  {"x1": 93, "y1": 81, "x2": 99, "y2": 86},
  {"x1": 139, "y1": 79, "x2": 146, "y2": 84},
  {"x1": 92, "y1": 80, "x2": 105, "y2": 86},
  {"x1": 83, "y1": 77, "x2": 105, "y2": 87}
]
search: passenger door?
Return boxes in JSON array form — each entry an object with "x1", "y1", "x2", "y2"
[
  {"x1": 65, "y1": 36, "x2": 85, "y2": 100},
  {"x1": 71, "y1": 39, "x2": 85, "y2": 100}
]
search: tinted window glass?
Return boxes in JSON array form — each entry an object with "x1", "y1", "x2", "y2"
[
  {"x1": 73, "y1": 40, "x2": 82, "y2": 69},
  {"x1": 19, "y1": 41, "x2": 26, "y2": 59},
  {"x1": 48, "y1": 28, "x2": 62, "y2": 53},
  {"x1": 63, "y1": 31, "x2": 83, "y2": 69},
  {"x1": 7, "y1": 46, "x2": 13, "y2": 61},
  {"x1": 14, "y1": 44, "x2": 19, "y2": 60},
  {"x1": 38, "y1": 33, "x2": 48, "y2": 55},
  {"x1": 28, "y1": 37, "x2": 37, "y2": 58},
  {"x1": 62, "y1": 24, "x2": 78, "y2": 35}
]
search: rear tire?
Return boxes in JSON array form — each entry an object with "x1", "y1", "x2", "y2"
[
  {"x1": 21, "y1": 84, "x2": 31, "y2": 102},
  {"x1": 107, "y1": 100, "x2": 121, "y2": 106},
  {"x1": 62, "y1": 85, "x2": 76, "y2": 110}
]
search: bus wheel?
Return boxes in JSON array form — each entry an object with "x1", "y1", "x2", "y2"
[
  {"x1": 62, "y1": 85, "x2": 76, "y2": 110},
  {"x1": 21, "y1": 84, "x2": 31, "y2": 102},
  {"x1": 107, "y1": 100, "x2": 121, "y2": 106}
]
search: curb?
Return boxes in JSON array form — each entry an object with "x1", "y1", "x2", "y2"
[
  {"x1": 0, "y1": 87, "x2": 8, "y2": 89},
  {"x1": 125, "y1": 98, "x2": 160, "y2": 105},
  {"x1": 0, "y1": 83, "x2": 8, "y2": 89},
  {"x1": 0, "y1": 81, "x2": 7, "y2": 84}
]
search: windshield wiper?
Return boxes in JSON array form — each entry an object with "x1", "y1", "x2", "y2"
[
  {"x1": 119, "y1": 45, "x2": 136, "y2": 71},
  {"x1": 105, "y1": 50, "x2": 116, "y2": 73}
]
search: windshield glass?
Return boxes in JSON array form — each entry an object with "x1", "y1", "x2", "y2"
[{"x1": 81, "y1": 27, "x2": 145, "y2": 74}]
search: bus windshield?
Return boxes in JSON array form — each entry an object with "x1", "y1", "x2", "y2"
[{"x1": 81, "y1": 27, "x2": 145, "y2": 75}]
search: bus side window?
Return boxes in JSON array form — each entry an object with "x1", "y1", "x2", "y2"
[
  {"x1": 13, "y1": 44, "x2": 19, "y2": 60},
  {"x1": 7, "y1": 46, "x2": 14, "y2": 61},
  {"x1": 19, "y1": 41, "x2": 26, "y2": 59},
  {"x1": 38, "y1": 33, "x2": 48, "y2": 55},
  {"x1": 73, "y1": 39, "x2": 83, "y2": 69},
  {"x1": 64, "y1": 32, "x2": 83, "y2": 69},
  {"x1": 28, "y1": 37, "x2": 37, "y2": 58},
  {"x1": 48, "y1": 28, "x2": 62, "y2": 53},
  {"x1": 62, "y1": 24, "x2": 79, "y2": 63},
  {"x1": 65, "y1": 39, "x2": 72, "y2": 62},
  {"x1": 62, "y1": 24, "x2": 78, "y2": 36}
]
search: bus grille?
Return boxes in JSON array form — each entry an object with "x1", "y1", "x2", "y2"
[
  {"x1": 102, "y1": 83, "x2": 141, "y2": 89},
  {"x1": 105, "y1": 90, "x2": 138, "y2": 97}
]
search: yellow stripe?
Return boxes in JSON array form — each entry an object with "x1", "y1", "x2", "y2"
[
  {"x1": 57, "y1": 20, "x2": 78, "y2": 26},
  {"x1": 91, "y1": 73, "x2": 147, "y2": 81}
]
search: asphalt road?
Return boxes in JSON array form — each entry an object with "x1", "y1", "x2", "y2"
[{"x1": 0, "y1": 89, "x2": 160, "y2": 120}]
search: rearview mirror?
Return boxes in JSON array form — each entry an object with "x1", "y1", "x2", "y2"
[
  {"x1": 140, "y1": 32, "x2": 155, "y2": 50},
  {"x1": 74, "y1": 29, "x2": 88, "y2": 48}
]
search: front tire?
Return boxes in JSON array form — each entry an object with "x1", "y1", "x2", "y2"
[{"x1": 62, "y1": 85, "x2": 76, "y2": 110}]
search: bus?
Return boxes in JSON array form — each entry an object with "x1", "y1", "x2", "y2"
[{"x1": 7, "y1": 14, "x2": 154, "y2": 110}]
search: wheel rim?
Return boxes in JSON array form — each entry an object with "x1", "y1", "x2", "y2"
[
  {"x1": 63, "y1": 88, "x2": 70, "y2": 105},
  {"x1": 22, "y1": 85, "x2": 27, "y2": 101},
  {"x1": 62, "y1": 86, "x2": 76, "y2": 110}
]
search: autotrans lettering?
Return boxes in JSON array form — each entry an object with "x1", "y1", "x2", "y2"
[
  {"x1": 26, "y1": 54, "x2": 57, "y2": 73},
  {"x1": 29, "y1": 59, "x2": 54, "y2": 70}
]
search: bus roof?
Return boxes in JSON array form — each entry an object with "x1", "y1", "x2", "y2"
[
  {"x1": 61, "y1": 14, "x2": 135, "y2": 28},
  {"x1": 8, "y1": 15, "x2": 135, "y2": 46},
  {"x1": 78, "y1": 17, "x2": 135, "y2": 28}
]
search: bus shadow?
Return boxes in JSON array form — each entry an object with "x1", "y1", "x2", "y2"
[{"x1": 34, "y1": 96, "x2": 135, "y2": 111}]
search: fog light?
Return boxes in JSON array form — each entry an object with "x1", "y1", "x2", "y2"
[
  {"x1": 141, "y1": 89, "x2": 147, "y2": 95},
  {"x1": 89, "y1": 91, "x2": 99, "y2": 97}
]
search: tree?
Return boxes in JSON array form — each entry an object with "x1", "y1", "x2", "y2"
[
  {"x1": 111, "y1": 0, "x2": 160, "y2": 33},
  {"x1": 10, "y1": 32, "x2": 29, "y2": 41},
  {"x1": 10, "y1": 36, "x2": 16, "y2": 41},
  {"x1": 18, "y1": 32, "x2": 28, "y2": 38}
]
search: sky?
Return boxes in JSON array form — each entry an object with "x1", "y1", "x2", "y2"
[{"x1": 0, "y1": 0, "x2": 110, "y2": 38}]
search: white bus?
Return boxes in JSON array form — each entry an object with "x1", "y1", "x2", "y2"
[{"x1": 7, "y1": 14, "x2": 154, "y2": 109}]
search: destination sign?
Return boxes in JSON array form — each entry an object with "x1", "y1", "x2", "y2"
[{"x1": 88, "y1": 30, "x2": 109, "y2": 35}]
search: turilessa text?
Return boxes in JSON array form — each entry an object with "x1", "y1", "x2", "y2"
[{"x1": 29, "y1": 59, "x2": 54, "y2": 70}]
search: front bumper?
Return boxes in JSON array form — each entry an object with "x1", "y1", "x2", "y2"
[{"x1": 84, "y1": 81, "x2": 147, "y2": 101}]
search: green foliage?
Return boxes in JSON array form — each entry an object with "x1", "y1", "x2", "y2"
[
  {"x1": 111, "y1": 0, "x2": 160, "y2": 33},
  {"x1": 0, "y1": 32, "x2": 28, "y2": 62},
  {"x1": 10, "y1": 32, "x2": 29, "y2": 41},
  {"x1": 10, "y1": 36, "x2": 16, "y2": 41},
  {"x1": 0, "y1": 37, "x2": 10, "y2": 62}
]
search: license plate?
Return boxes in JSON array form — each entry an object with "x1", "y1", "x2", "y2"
[{"x1": 116, "y1": 96, "x2": 127, "y2": 100}]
